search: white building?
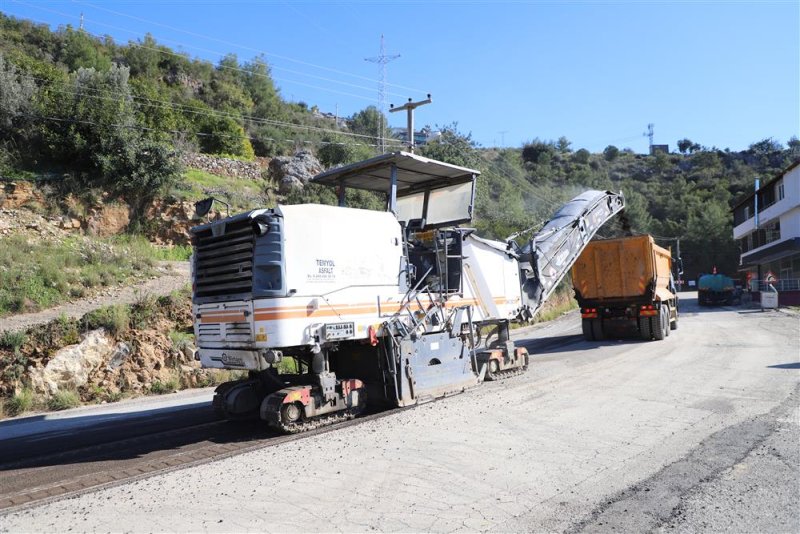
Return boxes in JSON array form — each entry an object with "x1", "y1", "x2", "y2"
[{"x1": 732, "y1": 159, "x2": 800, "y2": 304}]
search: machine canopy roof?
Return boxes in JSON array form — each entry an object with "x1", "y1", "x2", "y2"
[{"x1": 311, "y1": 151, "x2": 479, "y2": 195}]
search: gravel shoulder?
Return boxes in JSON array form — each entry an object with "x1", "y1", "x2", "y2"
[
  {"x1": 0, "y1": 261, "x2": 189, "y2": 334},
  {"x1": 1, "y1": 294, "x2": 798, "y2": 532}
]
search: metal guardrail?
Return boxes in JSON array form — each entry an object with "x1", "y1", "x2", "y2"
[{"x1": 750, "y1": 279, "x2": 800, "y2": 292}]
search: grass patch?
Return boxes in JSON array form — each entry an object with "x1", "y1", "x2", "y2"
[
  {"x1": 171, "y1": 168, "x2": 270, "y2": 213},
  {"x1": 150, "y1": 373, "x2": 180, "y2": 395},
  {"x1": 4, "y1": 388, "x2": 35, "y2": 417},
  {"x1": 169, "y1": 329, "x2": 194, "y2": 352},
  {"x1": 0, "y1": 331, "x2": 27, "y2": 352},
  {"x1": 0, "y1": 234, "x2": 192, "y2": 317},
  {"x1": 0, "y1": 235, "x2": 154, "y2": 316},
  {"x1": 84, "y1": 304, "x2": 131, "y2": 336},
  {"x1": 47, "y1": 389, "x2": 81, "y2": 411}
]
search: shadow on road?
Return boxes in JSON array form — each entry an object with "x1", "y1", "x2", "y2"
[
  {"x1": 0, "y1": 402, "x2": 276, "y2": 471},
  {"x1": 767, "y1": 362, "x2": 800, "y2": 370}
]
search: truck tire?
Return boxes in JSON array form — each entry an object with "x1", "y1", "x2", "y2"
[
  {"x1": 670, "y1": 308, "x2": 678, "y2": 330},
  {"x1": 639, "y1": 316, "x2": 652, "y2": 340},
  {"x1": 581, "y1": 319, "x2": 594, "y2": 341},
  {"x1": 653, "y1": 307, "x2": 667, "y2": 341},
  {"x1": 662, "y1": 305, "x2": 670, "y2": 337},
  {"x1": 591, "y1": 318, "x2": 605, "y2": 340}
]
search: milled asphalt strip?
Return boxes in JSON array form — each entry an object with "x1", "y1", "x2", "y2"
[
  {"x1": 0, "y1": 406, "x2": 408, "y2": 515},
  {"x1": 566, "y1": 384, "x2": 800, "y2": 533}
]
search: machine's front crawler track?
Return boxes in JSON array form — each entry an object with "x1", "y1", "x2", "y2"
[
  {"x1": 270, "y1": 403, "x2": 366, "y2": 434},
  {"x1": 485, "y1": 364, "x2": 528, "y2": 381}
]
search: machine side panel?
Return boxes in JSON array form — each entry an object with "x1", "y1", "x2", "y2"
[
  {"x1": 461, "y1": 236, "x2": 522, "y2": 321},
  {"x1": 278, "y1": 204, "x2": 404, "y2": 296}
]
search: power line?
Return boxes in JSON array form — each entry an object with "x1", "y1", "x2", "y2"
[
  {"x1": 17, "y1": 111, "x2": 394, "y2": 150},
  {"x1": 12, "y1": 2, "x2": 387, "y2": 104},
  {"x1": 72, "y1": 0, "x2": 427, "y2": 94},
  {"x1": 19, "y1": 73, "x2": 406, "y2": 147}
]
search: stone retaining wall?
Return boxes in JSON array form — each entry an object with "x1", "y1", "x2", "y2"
[{"x1": 180, "y1": 153, "x2": 268, "y2": 180}]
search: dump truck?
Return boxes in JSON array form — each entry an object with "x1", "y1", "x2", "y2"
[
  {"x1": 571, "y1": 234, "x2": 678, "y2": 341},
  {"x1": 697, "y1": 272, "x2": 736, "y2": 305}
]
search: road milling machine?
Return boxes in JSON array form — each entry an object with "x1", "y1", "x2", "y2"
[{"x1": 190, "y1": 152, "x2": 625, "y2": 432}]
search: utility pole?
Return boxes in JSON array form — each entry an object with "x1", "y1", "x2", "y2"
[
  {"x1": 644, "y1": 123, "x2": 654, "y2": 154},
  {"x1": 390, "y1": 95, "x2": 432, "y2": 153},
  {"x1": 79, "y1": 12, "x2": 85, "y2": 31},
  {"x1": 498, "y1": 130, "x2": 509, "y2": 147},
  {"x1": 365, "y1": 35, "x2": 400, "y2": 153}
]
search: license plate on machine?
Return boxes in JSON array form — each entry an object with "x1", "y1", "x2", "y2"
[{"x1": 324, "y1": 322, "x2": 355, "y2": 339}]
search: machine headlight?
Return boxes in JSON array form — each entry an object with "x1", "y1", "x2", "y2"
[{"x1": 252, "y1": 215, "x2": 270, "y2": 236}]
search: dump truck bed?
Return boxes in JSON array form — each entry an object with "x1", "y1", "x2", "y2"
[{"x1": 572, "y1": 235, "x2": 673, "y2": 302}]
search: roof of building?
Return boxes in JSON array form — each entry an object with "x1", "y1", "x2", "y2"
[
  {"x1": 310, "y1": 151, "x2": 479, "y2": 195},
  {"x1": 732, "y1": 159, "x2": 800, "y2": 210}
]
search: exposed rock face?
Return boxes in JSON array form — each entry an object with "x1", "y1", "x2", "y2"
[
  {"x1": 268, "y1": 151, "x2": 324, "y2": 193},
  {"x1": 0, "y1": 181, "x2": 45, "y2": 209},
  {"x1": 181, "y1": 153, "x2": 267, "y2": 181},
  {"x1": 28, "y1": 329, "x2": 116, "y2": 395},
  {"x1": 145, "y1": 198, "x2": 204, "y2": 245},
  {"x1": 85, "y1": 203, "x2": 131, "y2": 237}
]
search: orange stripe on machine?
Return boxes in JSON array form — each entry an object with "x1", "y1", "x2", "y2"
[{"x1": 250, "y1": 296, "x2": 508, "y2": 322}]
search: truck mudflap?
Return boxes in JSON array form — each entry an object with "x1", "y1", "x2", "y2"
[{"x1": 518, "y1": 190, "x2": 625, "y2": 320}]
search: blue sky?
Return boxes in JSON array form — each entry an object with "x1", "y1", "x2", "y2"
[{"x1": 3, "y1": 0, "x2": 799, "y2": 153}]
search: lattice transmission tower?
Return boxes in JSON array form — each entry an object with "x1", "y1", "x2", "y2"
[{"x1": 365, "y1": 35, "x2": 400, "y2": 153}]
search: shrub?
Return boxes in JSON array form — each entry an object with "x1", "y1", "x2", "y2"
[
  {"x1": 130, "y1": 293, "x2": 159, "y2": 329},
  {"x1": 150, "y1": 375, "x2": 179, "y2": 395},
  {"x1": 5, "y1": 388, "x2": 35, "y2": 416},
  {"x1": 0, "y1": 330, "x2": 27, "y2": 352},
  {"x1": 168, "y1": 329, "x2": 194, "y2": 352},
  {"x1": 47, "y1": 389, "x2": 81, "y2": 411},
  {"x1": 84, "y1": 304, "x2": 130, "y2": 336}
]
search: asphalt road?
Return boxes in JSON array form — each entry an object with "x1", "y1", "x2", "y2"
[{"x1": 1, "y1": 292, "x2": 798, "y2": 533}]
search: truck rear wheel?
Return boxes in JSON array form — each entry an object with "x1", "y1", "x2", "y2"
[
  {"x1": 670, "y1": 308, "x2": 678, "y2": 330},
  {"x1": 591, "y1": 318, "x2": 605, "y2": 340},
  {"x1": 582, "y1": 319, "x2": 594, "y2": 341},
  {"x1": 653, "y1": 307, "x2": 667, "y2": 341},
  {"x1": 639, "y1": 316, "x2": 652, "y2": 340}
]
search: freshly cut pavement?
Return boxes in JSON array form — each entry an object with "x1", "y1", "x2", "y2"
[{"x1": 1, "y1": 292, "x2": 798, "y2": 532}]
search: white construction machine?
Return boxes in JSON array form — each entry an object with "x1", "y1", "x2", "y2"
[{"x1": 190, "y1": 152, "x2": 624, "y2": 432}]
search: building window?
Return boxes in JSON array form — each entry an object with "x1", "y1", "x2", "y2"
[
  {"x1": 744, "y1": 205, "x2": 750, "y2": 220},
  {"x1": 764, "y1": 220, "x2": 781, "y2": 244},
  {"x1": 777, "y1": 180, "x2": 785, "y2": 201}
]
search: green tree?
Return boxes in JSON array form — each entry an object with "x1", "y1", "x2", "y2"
[
  {"x1": 521, "y1": 139, "x2": 555, "y2": 165},
  {"x1": 573, "y1": 148, "x2": 591, "y2": 164},
  {"x1": 197, "y1": 113, "x2": 254, "y2": 159},
  {"x1": 58, "y1": 26, "x2": 111, "y2": 72},
  {"x1": 348, "y1": 106, "x2": 389, "y2": 144},
  {"x1": 241, "y1": 56, "x2": 281, "y2": 119},
  {"x1": 603, "y1": 145, "x2": 620, "y2": 162},
  {"x1": 419, "y1": 123, "x2": 480, "y2": 168}
]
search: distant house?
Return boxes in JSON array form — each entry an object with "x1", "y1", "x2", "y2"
[
  {"x1": 650, "y1": 144, "x2": 669, "y2": 155},
  {"x1": 732, "y1": 159, "x2": 800, "y2": 305},
  {"x1": 390, "y1": 127, "x2": 441, "y2": 147}
]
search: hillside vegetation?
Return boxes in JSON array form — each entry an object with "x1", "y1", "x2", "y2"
[{"x1": 1, "y1": 12, "x2": 799, "y2": 281}]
